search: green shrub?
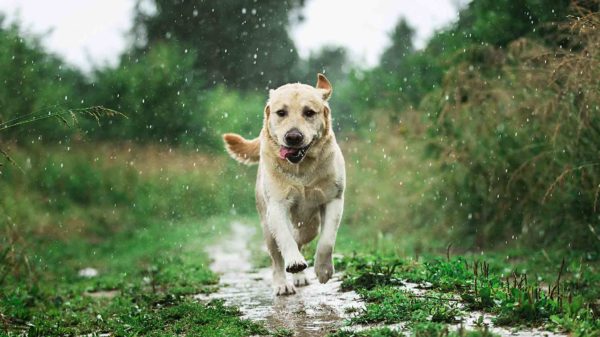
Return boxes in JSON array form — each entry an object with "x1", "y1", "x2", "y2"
[
  {"x1": 422, "y1": 11, "x2": 600, "y2": 249},
  {"x1": 0, "y1": 19, "x2": 86, "y2": 142}
]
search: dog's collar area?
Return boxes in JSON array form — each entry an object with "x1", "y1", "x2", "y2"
[{"x1": 279, "y1": 141, "x2": 313, "y2": 164}]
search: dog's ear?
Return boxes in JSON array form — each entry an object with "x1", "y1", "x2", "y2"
[
  {"x1": 316, "y1": 73, "x2": 332, "y2": 101},
  {"x1": 264, "y1": 103, "x2": 270, "y2": 118}
]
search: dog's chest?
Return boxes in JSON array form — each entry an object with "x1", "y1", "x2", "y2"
[{"x1": 288, "y1": 185, "x2": 324, "y2": 225}]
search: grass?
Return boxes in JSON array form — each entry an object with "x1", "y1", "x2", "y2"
[
  {"x1": 333, "y1": 251, "x2": 599, "y2": 337},
  {"x1": 0, "y1": 214, "x2": 270, "y2": 336},
  {"x1": 1, "y1": 108, "x2": 599, "y2": 336},
  {"x1": 4, "y1": 142, "x2": 598, "y2": 336},
  {"x1": 0, "y1": 144, "x2": 267, "y2": 336}
]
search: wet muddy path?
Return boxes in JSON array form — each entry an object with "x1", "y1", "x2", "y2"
[
  {"x1": 195, "y1": 223, "x2": 567, "y2": 337},
  {"x1": 195, "y1": 222, "x2": 362, "y2": 336}
]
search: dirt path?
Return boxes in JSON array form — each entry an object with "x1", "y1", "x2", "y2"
[
  {"x1": 196, "y1": 223, "x2": 567, "y2": 337},
  {"x1": 195, "y1": 222, "x2": 363, "y2": 336}
]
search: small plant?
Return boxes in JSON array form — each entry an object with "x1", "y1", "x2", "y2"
[
  {"x1": 272, "y1": 328, "x2": 294, "y2": 337},
  {"x1": 0, "y1": 105, "x2": 125, "y2": 171},
  {"x1": 341, "y1": 255, "x2": 404, "y2": 291}
]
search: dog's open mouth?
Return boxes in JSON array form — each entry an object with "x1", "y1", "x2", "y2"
[{"x1": 279, "y1": 143, "x2": 312, "y2": 164}]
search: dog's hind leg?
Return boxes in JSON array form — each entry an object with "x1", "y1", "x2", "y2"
[{"x1": 264, "y1": 230, "x2": 296, "y2": 296}]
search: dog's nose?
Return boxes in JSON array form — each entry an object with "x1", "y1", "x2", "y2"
[{"x1": 284, "y1": 129, "x2": 304, "y2": 146}]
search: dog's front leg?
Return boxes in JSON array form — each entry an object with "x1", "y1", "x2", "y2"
[
  {"x1": 315, "y1": 197, "x2": 344, "y2": 283},
  {"x1": 266, "y1": 202, "x2": 308, "y2": 273}
]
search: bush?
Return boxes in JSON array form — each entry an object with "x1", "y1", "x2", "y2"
[
  {"x1": 422, "y1": 10, "x2": 600, "y2": 249},
  {"x1": 86, "y1": 42, "x2": 206, "y2": 145},
  {"x1": 0, "y1": 18, "x2": 86, "y2": 142}
]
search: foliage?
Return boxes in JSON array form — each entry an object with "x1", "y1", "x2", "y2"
[
  {"x1": 86, "y1": 42, "x2": 206, "y2": 144},
  {"x1": 380, "y1": 19, "x2": 415, "y2": 72},
  {"x1": 422, "y1": 7, "x2": 600, "y2": 249},
  {"x1": 0, "y1": 18, "x2": 87, "y2": 142},
  {"x1": 302, "y1": 45, "x2": 351, "y2": 85},
  {"x1": 132, "y1": 0, "x2": 305, "y2": 90}
]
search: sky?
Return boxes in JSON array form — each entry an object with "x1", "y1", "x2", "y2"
[{"x1": 0, "y1": 0, "x2": 461, "y2": 72}]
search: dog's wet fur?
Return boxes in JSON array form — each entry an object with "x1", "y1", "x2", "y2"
[{"x1": 223, "y1": 74, "x2": 345, "y2": 295}]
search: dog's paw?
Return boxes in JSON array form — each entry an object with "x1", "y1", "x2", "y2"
[
  {"x1": 285, "y1": 255, "x2": 308, "y2": 273},
  {"x1": 293, "y1": 271, "x2": 310, "y2": 287},
  {"x1": 315, "y1": 248, "x2": 334, "y2": 283},
  {"x1": 273, "y1": 280, "x2": 296, "y2": 296}
]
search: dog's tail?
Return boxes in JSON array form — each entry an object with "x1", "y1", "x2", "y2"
[{"x1": 222, "y1": 133, "x2": 260, "y2": 165}]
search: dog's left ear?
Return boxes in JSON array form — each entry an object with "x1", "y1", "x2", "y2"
[{"x1": 316, "y1": 73, "x2": 332, "y2": 101}]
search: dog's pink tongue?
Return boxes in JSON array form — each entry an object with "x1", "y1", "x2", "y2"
[{"x1": 279, "y1": 147, "x2": 296, "y2": 159}]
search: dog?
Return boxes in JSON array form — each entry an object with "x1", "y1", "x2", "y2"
[{"x1": 223, "y1": 74, "x2": 345, "y2": 295}]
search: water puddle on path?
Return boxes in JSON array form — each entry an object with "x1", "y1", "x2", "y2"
[
  {"x1": 195, "y1": 222, "x2": 363, "y2": 337},
  {"x1": 195, "y1": 223, "x2": 567, "y2": 337}
]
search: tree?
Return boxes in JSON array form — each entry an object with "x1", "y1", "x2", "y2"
[
  {"x1": 132, "y1": 0, "x2": 305, "y2": 91},
  {"x1": 380, "y1": 19, "x2": 415, "y2": 72},
  {"x1": 304, "y1": 46, "x2": 350, "y2": 85}
]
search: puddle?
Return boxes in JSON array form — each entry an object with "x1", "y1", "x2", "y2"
[
  {"x1": 84, "y1": 289, "x2": 119, "y2": 299},
  {"x1": 195, "y1": 222, "x2": 567, "y2": 337},
  {"x1": 195, "y1": 222, "x2": 364, "y2": 337}
]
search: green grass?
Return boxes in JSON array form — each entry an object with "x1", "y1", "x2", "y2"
[
  {"x1": 1, "y1": 215, "x2": 269, "y2": 336},
  {"x1": 333, "y1": 252, "x2": 600, "y2": 337},
  {"x1": 0, "y1": 145, "x2": 272, "y2": 336},
  {"x1": 2, "y1": 142, "x2": 599, "y2": 336}
]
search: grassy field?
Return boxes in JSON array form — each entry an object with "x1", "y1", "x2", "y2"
[
  {"x1": 2, "y1": 211, "x2": 271, "y2": 336},
  {"x1": 2, "y1": 141, "x2": 598, "y2": 336},
  {"x1": 0, "y1": 144, "x2": 261, "y2": 336}
]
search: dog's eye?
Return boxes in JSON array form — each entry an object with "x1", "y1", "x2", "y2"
[
  {"x1": 304, "y1": 109, "x2": 316, "y2": 118},
  {"x1": 275, "y1": 110, "x2": 287, "y2": 117}
]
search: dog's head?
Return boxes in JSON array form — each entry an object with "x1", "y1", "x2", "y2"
[{"x1": 265, "y1": 74, "x2": 333, "y2": 164}]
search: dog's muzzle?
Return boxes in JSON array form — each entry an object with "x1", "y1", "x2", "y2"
[{"x1": 279, "y1": 141, "x2": 313, "y2": 164}]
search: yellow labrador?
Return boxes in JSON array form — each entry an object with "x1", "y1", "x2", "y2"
[{"x1": 223, "y1": 74, "x2": 345, "y2": 295}]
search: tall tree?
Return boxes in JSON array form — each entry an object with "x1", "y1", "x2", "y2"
[
  {"x1": 380, "y1": 19, "x2": 415, "y2": 72},
  {"x1": 133, "y1": 0, "x2": 305, "y2": 90},
  {"x1": 304, "y1": 46, "x2": 350, "y2": 85}
]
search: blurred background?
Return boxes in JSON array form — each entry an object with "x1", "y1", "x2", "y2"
[{"x1": 0, "y1": 0, "x2": 599, "y2": 334}]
